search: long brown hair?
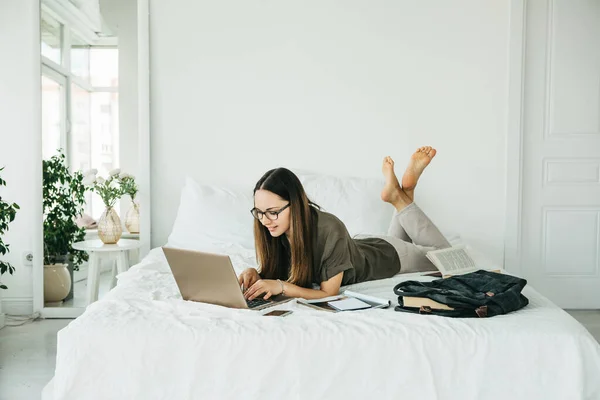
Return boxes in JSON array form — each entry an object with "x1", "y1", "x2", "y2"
[{"x1": 253, "y1": 168, "x2": 319, "y2": 288}]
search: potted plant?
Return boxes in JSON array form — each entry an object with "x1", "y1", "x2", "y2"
[
  {"x1": 83, "y1": 169, "x2": 125, "y2": 244},
  {"x1": 43, "y1": 152, "x2": 88, "y2": 303},
  {"x1": 0, "y1": 167, "x2": 20, "y2": 291},
  {"x1": 119, "y1": 173, "x2": 139, "y2": 234}
]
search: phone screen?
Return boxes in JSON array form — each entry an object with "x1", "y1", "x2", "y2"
[{"x1": 263, "y1": 310, "x2": 292, "y2": 317}]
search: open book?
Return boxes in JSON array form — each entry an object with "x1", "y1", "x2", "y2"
[
  {"x1": 297, "y1": 290, "x2": 391, "y2": 312},
  {"x1": 425, "y1": 246, "x2": 499, "y2": 277}
]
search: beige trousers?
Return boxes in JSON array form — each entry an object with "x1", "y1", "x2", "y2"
[{"x1": 378, "y1": 203, "x2": 451, "y2": 274}]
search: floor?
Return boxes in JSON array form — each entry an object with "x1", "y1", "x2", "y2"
[
  {"x1": 1, "y1": 311, "x2": 599, "y2": 400},
  {"x1": 0, "y1": 319, "x2": 69, "y2": 400},
  {"x1": 0, "y1": 271, "x2": 113, "y2": 400}
]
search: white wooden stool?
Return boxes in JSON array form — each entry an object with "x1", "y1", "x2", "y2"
[{"x1": 72, "y1": 239, "x2": 143, "y2": 306}]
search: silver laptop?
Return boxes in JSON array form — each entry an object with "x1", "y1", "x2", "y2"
[{"x1": 162, "y1": 246, "x2": 290, "y2": 310}]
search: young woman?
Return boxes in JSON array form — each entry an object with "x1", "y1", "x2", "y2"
[{"x1": 239, "y1": 146, "x2": 451, "y2": 301}]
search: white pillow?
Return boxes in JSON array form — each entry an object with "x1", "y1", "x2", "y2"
[
  {"x1": 167, "y1": 177, "x2": 255, "y2": 251},
  {"x1": 167, "y1": 173, "x2": 453, "y2": 252},
  {"x1": 296, "y1": 171, "x2": 392, "y2": 237}
]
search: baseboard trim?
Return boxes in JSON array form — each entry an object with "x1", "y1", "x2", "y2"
[{"x1": 1, "y1": 297, "x2": 34, "y2": 316}]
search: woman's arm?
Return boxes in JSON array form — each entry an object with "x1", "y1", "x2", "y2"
[
  {"x1": 284, "y1": 271, "x2": 343, "y2": 299},
  {"x1": 245, "y1": 272, "x2": 344, "y2": 300}
]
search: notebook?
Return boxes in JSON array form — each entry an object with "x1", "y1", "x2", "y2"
[
  {"x1": 297, "y1": 290, "x2": 391, "y2": 312},
  {"x1": 327, "y1": 297, "x2": 372, "y2": 311}
]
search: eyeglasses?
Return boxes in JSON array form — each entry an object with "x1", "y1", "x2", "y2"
[{"x1": 250, "y1": 203, "x2": 290, "y2": 221}]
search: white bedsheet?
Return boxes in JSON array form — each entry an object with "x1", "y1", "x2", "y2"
[{"x1": 48, "y1": 247, "x2": 600, "y2": 400}]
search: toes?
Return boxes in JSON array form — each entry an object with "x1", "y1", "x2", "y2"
[
  {"x1": 418, "y1": 146, "x2": 434, "y2": 157},
  {"x1": 423, "y1": 147, "x2": 435, "y2": 158}
]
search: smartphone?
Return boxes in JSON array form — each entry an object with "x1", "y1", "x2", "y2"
[{"x1": 263, "y1": 310, "x2": 293, "y2": 317}]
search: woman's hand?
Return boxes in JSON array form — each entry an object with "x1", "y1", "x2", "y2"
[
  {"x1": 244, "y1": 279, "x2": 282, "y2": 300},
  {"x1": 238, "y1": 268, "x2": 260, "y2": 291}
]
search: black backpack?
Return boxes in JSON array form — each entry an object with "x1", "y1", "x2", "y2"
[{"x1": 393, "y1": 270, "x2": 529, "y2": 318}]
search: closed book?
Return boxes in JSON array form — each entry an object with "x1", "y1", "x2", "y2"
[{"x1": 401, "y1": 296, "x2": 454, "y2": 310}]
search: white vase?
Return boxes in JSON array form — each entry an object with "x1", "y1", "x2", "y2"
[
  {"x1": 44, "y1": 264, "x2": 72, "y2": 303},
  {"x1": 125, "y1": 201, "x2": 140, "y2": 234},
  {"x1": 98, "y1": 206, "x2": 122, "y2": 244}
]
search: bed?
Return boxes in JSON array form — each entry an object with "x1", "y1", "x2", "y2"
[{"x1": 43, "y1": 174, "x2": 600, "y2": 400}]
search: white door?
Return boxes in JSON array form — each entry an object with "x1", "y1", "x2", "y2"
[{"x1": 520, "y1": 0, "x2": 600, "y2": 308}]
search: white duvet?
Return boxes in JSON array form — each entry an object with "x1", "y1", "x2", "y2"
[{"x1": 46, "y1": 246, "x2": 600, "y2": 400}]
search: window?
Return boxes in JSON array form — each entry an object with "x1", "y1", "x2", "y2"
[
  {"x1": 71, "y1": 34, "x2": 90, "y2": 81},
  {"x1": 41, "y1": 12, "x2": 62, "y2": 64},
  {"x1": 70, "y1": 84, "x2": 91, "y2": 173},
  {"x1": 90, "y1": 48, "x2": 118, "y2": 87},
  {"x1": 41, "y1": 74, "x2": 65, "y2": 160},
  {"x1": 90, "y1": 90, "x2": 119, "y2": 218},
  {"x1": 41, "y1": 13, "x2": 119, "y2": 220}
]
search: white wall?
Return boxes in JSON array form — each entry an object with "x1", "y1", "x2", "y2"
[
  {"x1": 0, "y1": 1, "x2": 510, "y2": 314},
  {"x1": 149, "y1": 0, "x2": 510, "y2": 266},
  {"x1": 0, "y1": 0, "x2": 41, "y2": 315}
]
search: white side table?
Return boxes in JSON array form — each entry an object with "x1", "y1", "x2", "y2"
[{"x1": 72, "y1": 239, "x2": 143, "y2": 306}]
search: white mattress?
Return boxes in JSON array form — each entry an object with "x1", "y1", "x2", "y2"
[{"x1": 47, "y1": 247, "x2": 600, "y2": 400}]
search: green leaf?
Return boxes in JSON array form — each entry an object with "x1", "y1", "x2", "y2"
[
  {"x1": 42, "y1": 151, "x2": 89, "y2": 268},
  {"x1": 0, "y1": 167, "x2": 18, "y2": 274}
]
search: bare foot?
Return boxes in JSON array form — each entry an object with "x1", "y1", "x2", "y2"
[
  {"x1": 401, "y1": 146, "x2": 437, "y2": 199},
  {"x1": 381, "y1": 156, "x2": 412, "y2": 211}
]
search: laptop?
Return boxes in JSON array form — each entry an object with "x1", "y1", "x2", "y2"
[{"x1": 162, "y1": 246, "x2": 291, "y2": 310}]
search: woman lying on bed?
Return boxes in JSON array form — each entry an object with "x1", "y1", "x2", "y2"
[{"x1": 239, "y1": 146, "x2": 451, "y2": 301}]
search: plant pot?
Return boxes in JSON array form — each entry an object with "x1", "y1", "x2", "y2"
[
  {"x1": 52, "y1": 254, "x2": 74, "y2": 301},
  {"x1": 65, "y1": 261, "x2": 74, "y2": 301},
  {"x1": 98, "y1": 206, "x2": 122, "y2": 244},
  {"x1": 125, "y1": 201, "x2": 140, "y2": 234},
  {"x1": 44, "y1": 263, "x2": 72, "y2": 303}
]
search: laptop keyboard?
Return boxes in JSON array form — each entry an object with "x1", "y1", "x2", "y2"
[{"x1": 246, "y1": 298, "x2": 271, "y2": 309}]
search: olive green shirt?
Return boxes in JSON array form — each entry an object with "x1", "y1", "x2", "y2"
[{"x1": 312, "y1": 208, "x2": 401, "y2": 286}]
